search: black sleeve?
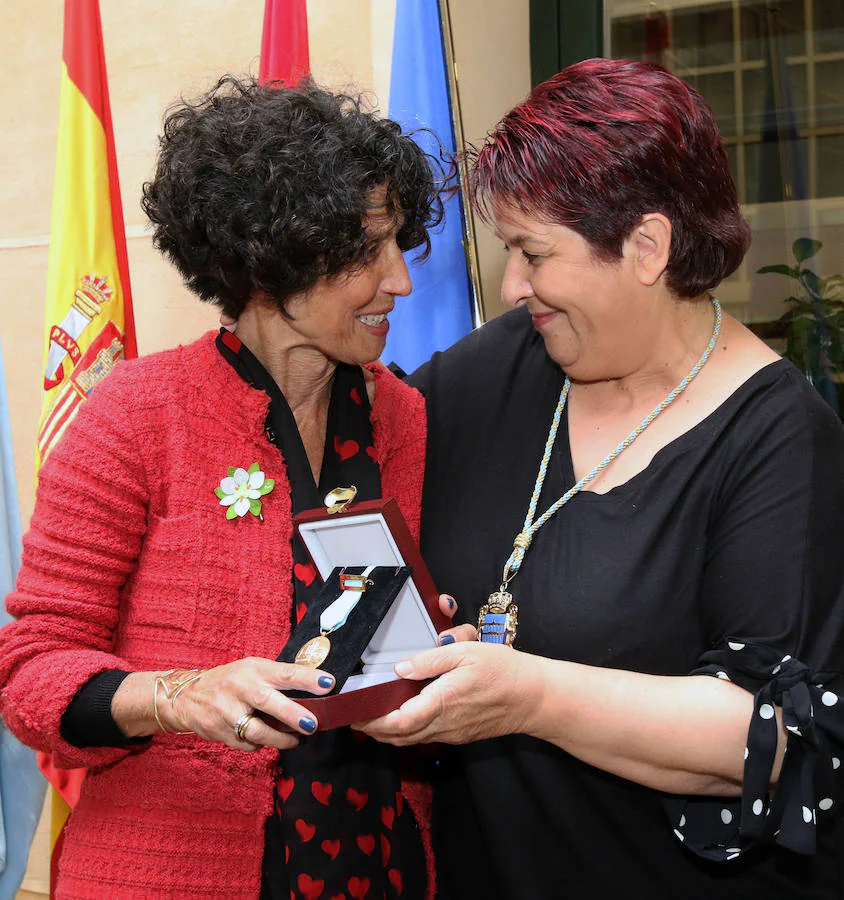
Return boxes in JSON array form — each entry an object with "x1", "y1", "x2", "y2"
[
  {"x1": 60, "y1": 669, "x2": 150, "y2": 748},
  {"x1": 663, "y1": 371, "x2": 844, "y2": 859}
]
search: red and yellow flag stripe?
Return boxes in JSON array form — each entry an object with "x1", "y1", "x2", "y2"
[
  {"x1": 37, "y1": 1, "x2": 137, "y2": 892},
  {"x1": 38, "y1": 0, "x2": 136, "y2": 471}
]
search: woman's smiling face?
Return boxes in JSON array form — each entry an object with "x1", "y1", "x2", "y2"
[
  {"x1": 283, "y1": 200, "x2": 413, "y2": 366},
  {"x1": 494, "y1": 204, "x2": 660, "y2": 382}
]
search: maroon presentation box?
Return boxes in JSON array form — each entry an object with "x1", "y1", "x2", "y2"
[{"x1": 292, "y1": 497, "x2": 449, "y2": 730}]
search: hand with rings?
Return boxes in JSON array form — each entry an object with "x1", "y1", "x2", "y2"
[{"x1": 113, "y1": 656, "x2": 335, "y2": 751}]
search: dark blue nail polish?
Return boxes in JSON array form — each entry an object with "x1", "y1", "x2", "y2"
[
  {"x1": 439, "y1": 634, "x2": 456, "y2": 646},
  {"x1": 447, "y1": 597, "x2": 456, "y2": 610},
  {"x1": 299, "y1": 716, "x2": 317, "y2": 733},
  {"x1": 318, "y1": 675, "x2": 334, "y2": 690}
]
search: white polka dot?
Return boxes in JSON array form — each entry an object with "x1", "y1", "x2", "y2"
[
  {"x1": 753, "y1": 799, "x2": 764, "y2": 816},
  {"x1": 720, "y1": 808, "x2": 733, "y2": 824},
  {"x1": 744, "y1": 747, "x2": 749, "y2": 760},
  {"x1": 728, "y1": 641, "x2": 745, "y2": 651},
  {"x1": 774, "y1": 828, "x2": 781, "y2": 837},
  {"x1": 716, "y1": 671, "x2": 730, "y2": 680},
  {"x1": 673, "y1": 828, "x2": 684, "y2": 842},
  {"x1": 786, "y1": 725, "x2": 802, "y2": 736},
  {"x1": 802, "y1": 806, "x2": 814, "y2": 823},
  {"x1": 759, "y1": 703, "x2": 775, "y2": 720},
  {"x1": 833, "y1": 757, "x2": 841, "y2": 770},
  {"x1": 726, "y1": 847, "x2": 742, "y2": 854},
  {"x1": 819, "y1": 798, "x2": 833, "y2": 811},
  {"x1": 679, "y1": 815, "x2": 686, "y2": 828},
  {"x1": 727, "y1": 852, "x2": 741, "y2": 861},
  {"x1": 772, "y1": 664, "x2": 781, "y2": 674},
  {"x1": 822, "y1": 691, "x2": 839, "y2": 707},
  {"x1": 782, "y1": 655, "x2": 792, "y2": 663}
]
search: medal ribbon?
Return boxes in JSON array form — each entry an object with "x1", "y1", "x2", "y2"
[
  {"x1": 481, "y1": 299, "x2": 722, "y2": 645},
  {"x1": 320, "y1": 565, "x2": 376, "y2": 633}
]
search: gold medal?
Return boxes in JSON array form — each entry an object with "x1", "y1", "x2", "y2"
[{"x1": 294, "y1": 634, "x2": 331, "y2": 667}]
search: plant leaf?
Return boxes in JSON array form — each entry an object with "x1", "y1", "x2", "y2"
[
  {"x1": 793, "y1": 238, "x2": 822, "y2": 263},
  {"x1": 800, "y1": 270, "x2": 823, "y2": 299},
  {"x1": 259, "y1": 479, "x2": 275, "y2": 495},
  {"x1": 249, "y1": 498, "x2": 262, "y2": 516},
  {"x1": 227, "y1": 466, "x2": 236, "y2": 477},
  {"x1": 226, "y1": 504, "x2": 239, "y2": 520},
  {"x1": 248, "y1": 462, "x2": 260, "y2": 474},
  {"x1": 214, "y1": 487, "x2": 226, "y2": 500},
  {"x1": 757, "y1": 264, "x2": 799, "y2": 278},
  {"x1": 821, "y1": 275, "x2": 844, "y2": 301}
]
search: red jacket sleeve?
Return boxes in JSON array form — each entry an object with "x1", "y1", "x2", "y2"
[{"x1": 0, "y1": 364, "x2": 150, "y2": 769}]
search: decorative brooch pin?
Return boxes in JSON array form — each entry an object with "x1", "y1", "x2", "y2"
[{"x1": 215, "y1": 463, "x2": 275, "y2": 520}]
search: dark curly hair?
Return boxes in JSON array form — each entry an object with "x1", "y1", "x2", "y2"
[{"x1": 142, "y1": 75, "x2": 444, "y2": 317}]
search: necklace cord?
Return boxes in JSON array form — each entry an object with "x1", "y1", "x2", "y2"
[{"x1": 501, "y1": 298, "x2": 723, "y2": 588}]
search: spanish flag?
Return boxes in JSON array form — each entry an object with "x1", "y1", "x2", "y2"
[
  {"x1": 37, "y1": 0, "x2": 136, "y2": 471},
  {"x1": 37, "y1": 1, "x2": 136, "y2": 891}
]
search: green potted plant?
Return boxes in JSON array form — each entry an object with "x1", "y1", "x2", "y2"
[{"x1": 757, "y1": 238, "x2": 844, "y2": 417}]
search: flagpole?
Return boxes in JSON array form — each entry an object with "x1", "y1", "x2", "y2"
[{"x1": 438, "y1": 0, "x2": 485, "y2": 326}]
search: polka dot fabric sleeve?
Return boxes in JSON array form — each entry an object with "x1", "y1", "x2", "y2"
[{"x1": 663, "y1": 638, "x2": 844, "y2": 860}]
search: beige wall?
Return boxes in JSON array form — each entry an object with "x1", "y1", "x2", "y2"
[{"x1": 0, "y1": 1, "x2": 530, "y2": 895}]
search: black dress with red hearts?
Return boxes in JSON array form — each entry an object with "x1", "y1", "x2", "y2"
[{"x1": 216, "y1": 331, "x2": 426, "y2": 900}]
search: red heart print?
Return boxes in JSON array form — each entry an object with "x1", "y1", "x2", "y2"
[
  {"x1": 356, "y1": 834, "x2": 375, "y2": 856},
  {"x1": 295, "y1": 602, "x2": 307, "y2": 623},
  {"x1": 220, "y1": 330, "x2": 242, "y2": 353},
  {"x1": 395, "y1": 791, "x2": 404, "y2": 815},
  {"x1": 277, "y1": 776, "x2": 294, "y2": 801},
  {"x1": 295, "y1": 819, "x2": 316, "y2": 842},
  {"x1": 350, "y1": 387, "x2": 363, "y2": 406},
  {"x1": 297, "y1": 874, "x2": 325, "y2": 900},
  {"x1": 346, "y1": 788, "x2": 368, "y2": 811},
  {"x1": 365, "y1": 446, "x2": 378, "y2": 462},
  {"x1": 294, "y1": 562, "x2": 317, "y2": 586},
  {"x1": 330, "y1": 896, "x2": 346, "y2": 900},
  {"x1": 285, "y1": 845, "x2": 290, "y2": 863},
  {"x1": 334, "y1": 436, "x2": 359, "y2": 461},
  {"x1": 321, "y1": 839, "x2": 341, "y2": 861},
  {"x1": 347, "y1": 877, "x2": 370, "y2": 900},
  {"x1": 380, "y1": 806, "x2": 395, "y2": 830},
  {"x1": 388, "y1": 869, "x2": 403, "y2": 895},
  {"x1": 380, "y1": 834, "x2": 390, "y2": 865},
  {"x1": 312, "y1": 781, "x2": 332, "y2": 805}
]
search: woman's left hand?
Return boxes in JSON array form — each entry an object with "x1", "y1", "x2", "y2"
[{"x1": 353, "y1": 642, "x2": 542, "y2": 745}]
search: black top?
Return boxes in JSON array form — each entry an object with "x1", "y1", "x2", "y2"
[{"x1": 408, "y1": 308, "x2": 844, "y2": 900}]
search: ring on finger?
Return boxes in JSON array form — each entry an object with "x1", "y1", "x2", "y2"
[{"x1": 234, "y1": 712, "x2": 255, "y2": 743}]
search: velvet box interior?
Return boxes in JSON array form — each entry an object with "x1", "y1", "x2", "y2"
[{"x1": 280, "y1": 497, "x2": 449, "y2": 730}]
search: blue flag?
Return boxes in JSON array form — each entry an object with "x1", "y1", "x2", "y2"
[
  {"x1": 385, "y1": 0, "x2": 475, "y2": 373},
  {"x1": 0, "y1": 339, "x2": 46, "y2": 899}
]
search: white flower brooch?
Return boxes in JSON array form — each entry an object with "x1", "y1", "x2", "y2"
[{"x1": 215, "y1": 463, "x2": 275, "y2": 520}]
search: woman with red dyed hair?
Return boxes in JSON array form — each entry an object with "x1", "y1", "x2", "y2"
[{"x1": 360, "y1": 59, "x2": 844, "y2": 898}]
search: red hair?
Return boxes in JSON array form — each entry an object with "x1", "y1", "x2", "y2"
[{"x1": 468, "y1": 58, "x2": 751, "y2": 298}]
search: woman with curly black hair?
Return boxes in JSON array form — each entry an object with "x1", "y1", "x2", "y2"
[{"x1": 0, "y1": 75, "x2": 462, "y2": 900}]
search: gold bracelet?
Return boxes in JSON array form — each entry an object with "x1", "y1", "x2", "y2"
[
  {"x1": 153, "y1": 668, "x2": 205, "y2": 735},
  {"x1": 152, "y1": 676, "x2": 170, "y2": 733}
]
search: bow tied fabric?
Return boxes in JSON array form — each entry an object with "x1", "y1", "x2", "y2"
[{"x1": 663, "y1": 638, "x2": 843, "y2": 861}]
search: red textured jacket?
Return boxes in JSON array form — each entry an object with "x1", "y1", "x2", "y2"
[{"x1": 0, "y1": 333, "x2": 430, "y2": 900}]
